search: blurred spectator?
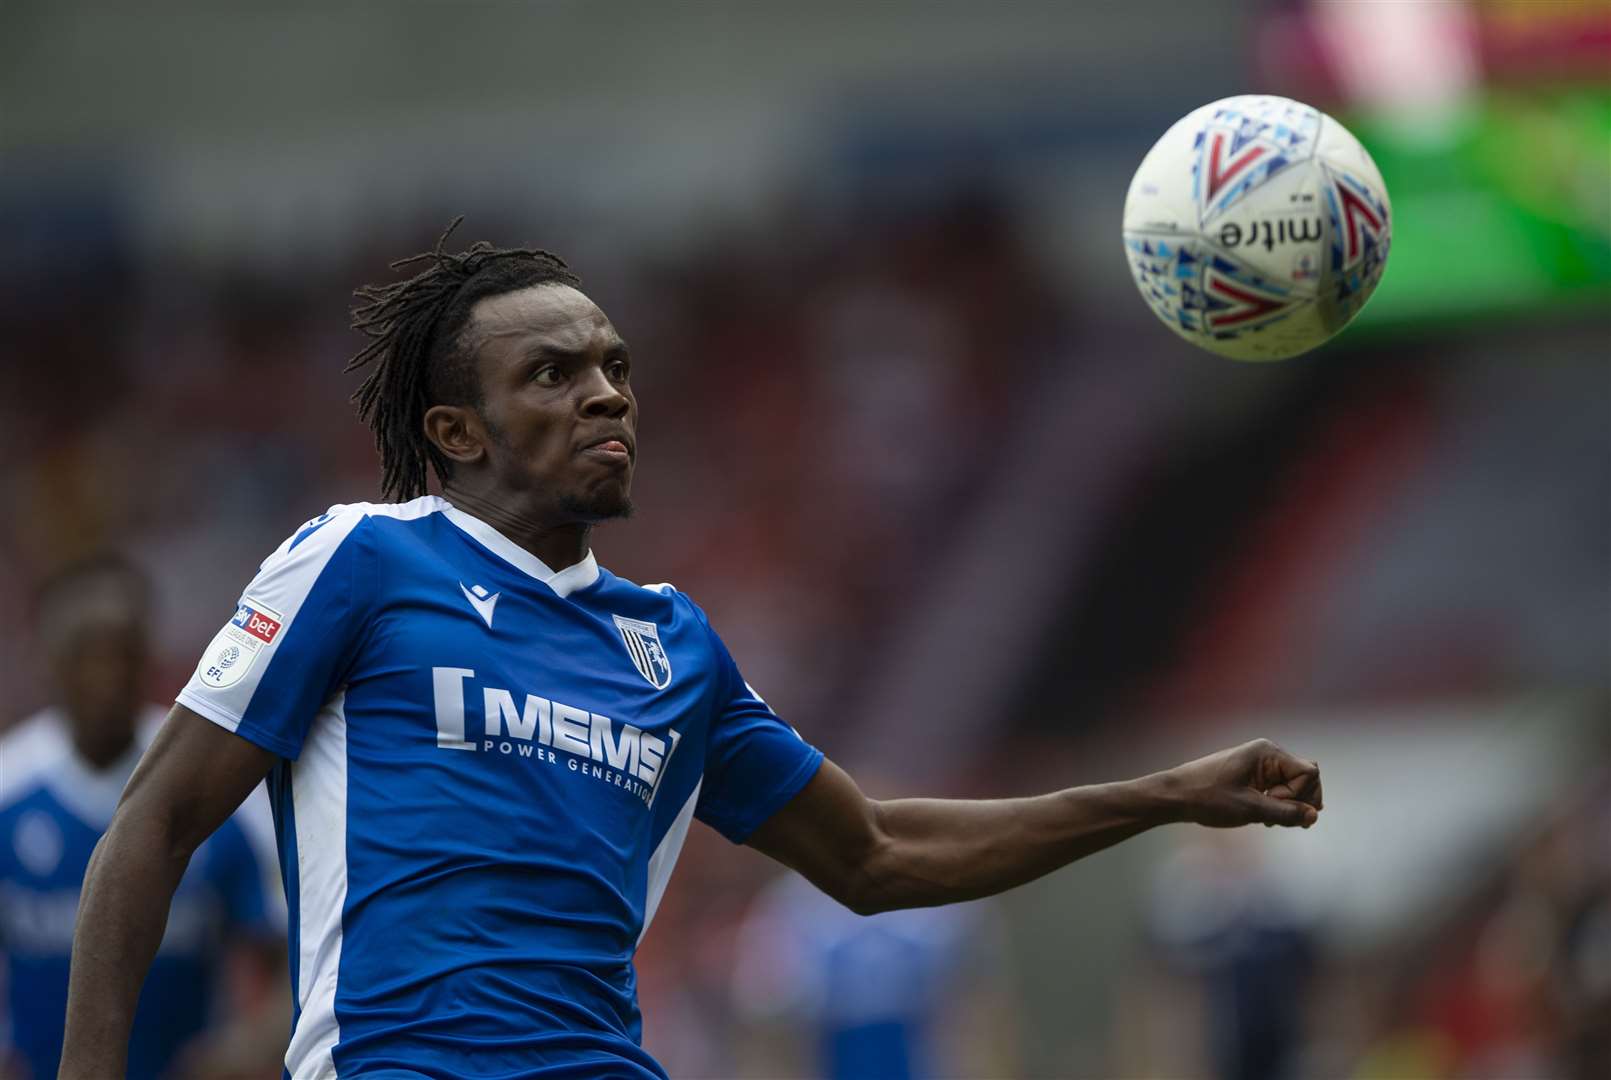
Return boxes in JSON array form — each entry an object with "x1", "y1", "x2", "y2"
[
  {"x1": 1145, "y1": 831, "x2": 1318, "y2": 1080},
  {"x1": 731, "y1": 869, "x2": 1017, "y2": 1079},
  {"x1": 0, "y1": 556, "x2": 287, "y2": 1080}
]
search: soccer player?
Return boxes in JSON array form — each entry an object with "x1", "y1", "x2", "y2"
[
  {"x1": 2, "y1": 556, "x2": 285, "y2": 1080},
  {"x1": 60, "y1": 226, "x2": 1323, "y2": 1079}
]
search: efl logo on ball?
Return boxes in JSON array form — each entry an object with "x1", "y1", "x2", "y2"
[{"x1": 1123, "y1": 95, "x2": 1391, "y2": 361}]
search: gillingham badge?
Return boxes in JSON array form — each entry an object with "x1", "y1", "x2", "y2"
[{"x1": 612, "y1": 614, "x2": 672, "y2": 690}]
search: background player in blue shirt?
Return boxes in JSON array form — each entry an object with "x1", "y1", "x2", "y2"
[
  {"x1": 60, "y1": 225, "x2": 1324, "y2": 1079},
  {"x1": 1, "y1": 557, "x2": 286, "y2": 1080}
]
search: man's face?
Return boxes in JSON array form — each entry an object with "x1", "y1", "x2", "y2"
[
  {"x1": 463, "y1": 284, "x2": 637, "y2": 522},
  {"x1": 53, "y1": 618, "x2": 146, "y2": 765}
]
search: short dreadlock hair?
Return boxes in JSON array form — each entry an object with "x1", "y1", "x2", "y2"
[{"x1": 347, "y1": 218, "x2": 581, "y2": 501}]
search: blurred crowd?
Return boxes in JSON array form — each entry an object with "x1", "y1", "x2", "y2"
[
  {"x1": 3, "y1": 179, "x2": 1605, "y2": 1077},
  {"x1": 1354, "y1": 773, "x2": 1611, "y2": 1080},
  {"x1": 0, "y1": 192, "x2": 1061, "y2": 739},
  {"x1": 2, "y1": 193, "x2": 1067, "y2": 1079},
  {"x1": 2, "y1": 1, "x2": 1607, "y2": 1068},
  {"x1": 1118, "y1": 763, "x2": 1610, "y2": 1080}
]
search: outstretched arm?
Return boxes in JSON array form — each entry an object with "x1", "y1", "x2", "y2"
[
  {"x1": 59, "y1": 704, "x2": 277, "y2": 1080},
  {"x1": 747, "y1": 739, "x2": 1322, "y2": 916}
]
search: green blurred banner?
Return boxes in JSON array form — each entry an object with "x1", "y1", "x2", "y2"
[{"x1": 1352, "y1": 88, "x2": 1611, "y2": 327}]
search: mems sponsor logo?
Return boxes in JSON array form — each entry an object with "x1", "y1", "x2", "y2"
[{"x1": 431, "y1": 667, "x2": 679, "y2": 807}]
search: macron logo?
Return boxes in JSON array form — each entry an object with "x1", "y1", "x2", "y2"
[{"x1": 459, "y1": 582, "x2": 499, "y2": 629}]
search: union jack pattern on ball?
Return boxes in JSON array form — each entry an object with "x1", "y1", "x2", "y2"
[{"x1": 1123, "y1": 94, "x2": 1392, "y2": 361}]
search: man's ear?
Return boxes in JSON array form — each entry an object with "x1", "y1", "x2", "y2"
[{"x1": 423, "y1": 403, "x2": 488, "y2": 467}]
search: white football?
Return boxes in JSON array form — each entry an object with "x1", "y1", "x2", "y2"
[{"x1": 1123, "y1": 95, "x2": 1391, "y2": 361}]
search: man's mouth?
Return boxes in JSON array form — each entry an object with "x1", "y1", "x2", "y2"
[{"x1": 580, "y1": 436, "x2": 633, "y2": 463}]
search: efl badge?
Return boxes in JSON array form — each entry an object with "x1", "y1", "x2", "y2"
[
  {"x1": 197, "y1": 598, "x2": 283, "y2": 689},
  {"x1": 613, "y1": 614, "x2": 672, "y2": 690}
]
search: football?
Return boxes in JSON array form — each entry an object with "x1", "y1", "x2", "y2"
[{"x1": 1123, "y1": 95, "x2": 1392, "y2": 361}]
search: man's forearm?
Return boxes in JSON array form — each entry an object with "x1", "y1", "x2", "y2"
[
  {"x1": 750, "y1": 742, "x2": 1320, "y2": 917},
  {"x1": 853, "y1": 771, "x2": 1184, "y2": 914},
  {"x1": 59, "y1": 812, "x2": 193, "y2": 1079}
]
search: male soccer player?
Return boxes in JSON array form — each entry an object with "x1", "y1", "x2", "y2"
[
  {"x1": 61, "y1": 225, "x2": 1323, "y2": 1079},
  {"x1": 2, "y1": 556, "x2": 285, "y2": 1080}
]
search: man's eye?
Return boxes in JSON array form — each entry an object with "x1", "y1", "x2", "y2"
[
  {"x1": 533, "y1": 366, "x2": 563, "y2": 386},
  {"x1": 608, "y1": 361, "x2": 630, "y2": 381}
]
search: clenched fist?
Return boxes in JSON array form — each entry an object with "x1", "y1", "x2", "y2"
[{"x1": 1166, "y1": 738, "x2": 1323, "y2": 829}]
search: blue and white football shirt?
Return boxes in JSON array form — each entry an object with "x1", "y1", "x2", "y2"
[
  {"x1": 177, "y1": 497, "x2": 825, "y2": 1079},
  {"x1": 0, "y1": 707, "x2": 283, "y2": 1080}
]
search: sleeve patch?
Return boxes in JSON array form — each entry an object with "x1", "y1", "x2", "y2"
[{"x1": 195, "y1": 598, "x2": 284, "y2": 689}]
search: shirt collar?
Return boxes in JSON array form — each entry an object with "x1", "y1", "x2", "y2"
[
  {"x1": 48, "y1": 713, "x2": 162, "y2": 828},
  {"x1": 441, "y1": 505, "x2": 600, "y2": 599}
]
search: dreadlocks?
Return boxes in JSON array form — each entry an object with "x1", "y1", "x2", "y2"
[{"x1": 347, "y1": 218, "x2": 581, "y2": 501}]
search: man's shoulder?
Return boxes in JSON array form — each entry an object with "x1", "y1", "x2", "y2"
[
  {"x1": 254, "y1": 498, "x2": 458, "y2": 583},
  {"x1": 278, "y1": 496, "x2": 451, "y2": 550},
  {"x1": 591, "y1": 569, "x2": 702, "y2": 619},
  {"x1": 586, "y1": 572, "x2": 728, "y2": 663},
  {"x1": 0, "y1": 709, "x2": 70, "y2": 811}
]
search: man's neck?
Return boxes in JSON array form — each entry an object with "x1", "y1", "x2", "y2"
[{"x1": 442, "y1": 487, "x2": 592, "y2": 571}]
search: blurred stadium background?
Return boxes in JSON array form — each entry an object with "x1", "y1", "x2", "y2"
[{"x1": 2, "y1": 1, "x2": 1607, "y2": 1077}]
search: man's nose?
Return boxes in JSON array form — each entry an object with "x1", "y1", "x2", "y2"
[{"x1": 578, "y1": 367, "x2": 630, "y2": 417}]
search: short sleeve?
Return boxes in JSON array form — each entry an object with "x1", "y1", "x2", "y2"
[
  {"x1": 693, "y1": 617, "x2": 824, "y2": 844},
  {"x1": 177, "y1": 506, "x2": 372, "y2": 760}
]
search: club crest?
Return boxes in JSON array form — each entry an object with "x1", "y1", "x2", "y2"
[{"x1": 613, "y1": 614, "x2": 672, "y2": 690}]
